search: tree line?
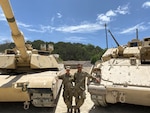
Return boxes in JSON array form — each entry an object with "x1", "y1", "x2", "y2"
[{"x1": 0, "y1": 40, "x2": 106, "y2": 64}]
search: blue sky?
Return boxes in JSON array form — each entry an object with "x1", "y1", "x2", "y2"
[{"x1": 0, "y1": 0, "x2": 150, "y2": 48}]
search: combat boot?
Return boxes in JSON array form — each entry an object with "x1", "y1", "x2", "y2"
[
  {"x1": 78, "y1": 108, "x2": 80, "y2": 113},
  {"x1": 74, "y1": 108, "x2": 80, "y2": 113},
  {"x1": 67, "y1": 108, "x2": 72, "y2": 113}
]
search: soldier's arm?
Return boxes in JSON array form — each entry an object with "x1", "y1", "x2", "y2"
[
  {"x1": 85, "y1": 72, "x2": 100, "y2": 83},
  {"x1": 69, "y1": 73, "x2": 74, "y2": 82},
  {"x1": 85, "y1": 72, "x2": 93, "y2": 78},
  {"x1": 56, "y1": 74, "x2": 64, "y2": 80},
  {"x1": 73, "y1": 73, "x2": 77, "y2": 82}
]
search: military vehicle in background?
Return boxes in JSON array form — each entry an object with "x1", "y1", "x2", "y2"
[
  {"x1": 0, "y1": 0, "x2": 65, "y2": 109},
  {"x1": 88, "y1": 29, "x2": 150, "y2": 107}
]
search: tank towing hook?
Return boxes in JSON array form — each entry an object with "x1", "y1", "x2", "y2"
[{"x1": 24, "y1": 101, "x2": 30, "y2": 110}]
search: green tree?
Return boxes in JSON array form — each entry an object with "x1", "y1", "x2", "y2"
[{"x1": 0, "y1": 40, "x2": 105, "y2": 63}]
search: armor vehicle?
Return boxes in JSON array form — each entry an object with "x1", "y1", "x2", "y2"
[
  {"x1": 0, "y1": 0, "x2": 65, "y2": 109},
  {"x1": 88, "y1": 29, "x2": 150, "y2": 107}
]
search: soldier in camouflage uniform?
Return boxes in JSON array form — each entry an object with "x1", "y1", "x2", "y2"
[
  {"x1": 73, "y1": 64, "x2": 99, "y2": 113},
  {"x1": 91, "y1": 64, "x2": 102, "y2": 84},
  {"x1": 57, "y1": 66, "x2": 74, "y2": 113}
]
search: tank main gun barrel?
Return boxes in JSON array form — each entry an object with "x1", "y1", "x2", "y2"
[
  {"x1": 108, "y1": 30, "x2": 120, "y2": 47},
  {"x1": 0, "y1": 0, "x2": 28, "y2": 60}
]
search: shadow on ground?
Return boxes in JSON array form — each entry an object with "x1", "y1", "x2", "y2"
[
  {"x1": 0, "y1": 102, "x2": 150, "y2": 113},
  {"x1": 89, "y1": 103, "x2": 150, "y2": 113},
  {"x1": 0, "y1": 102, "x2": 55, "y2": 113}
]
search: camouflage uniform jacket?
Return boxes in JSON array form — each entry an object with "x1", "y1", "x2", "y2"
[
  {"x1": 74, "y1": 71, "x2": 93, "y2": 91},
  {"x1": 58, "y1": 73, "x2": 74, "y2": 91}
]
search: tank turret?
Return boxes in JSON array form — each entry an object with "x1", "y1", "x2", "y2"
[
  {"x1": 0, "y1": 0, "x2": 64, "y2": 109},
  {"x1": 140, "y1": 37, "x2": 150, "y2": 63},
  {"x1": 0, "y1": 0, "x2": 60, "y2": 74}
]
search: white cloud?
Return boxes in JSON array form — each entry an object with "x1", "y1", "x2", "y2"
[
  {"x1": 13, "y1": 21, "x2": 53, "y2": 33},
  {"x1": 97, "y1": 14, "x2": 111, "y2": 23},
  {"x1": 65, "y1": 36, "x2": 86, "y2": 43},
  {"x1": 50, "y1": 13, "x2": 62, "y2": 25},
  {"x1": 40, "y1": 25, "x2": 55, "y2": 33},
  {"x1": 120, "y1": 23, "x2": 148, "y2": 34},
  {"x1": 0, "y1": 35, "x2": 12, "y2": 44},
  {"x1": 8, "y1": 19, "x2": 104, "y2": 34},
  {"x1": 0, "y1": 3, "x2": 130, "y2": 36},
  {"x1": 142, "y1": 1, "x2": 150, "y2": 8},
  {"x1": 57, "y1": 13, "x2": 62, "y2": 18},
  {"x1": 106, "y1": 10, "x2": 117, "y2": 16},
  {"x1": 0, "y1": 8, "x2": 6, "y2": 21},
  {"x1": 18, "y1": 22, "x2": 103, "y2": 34},
  {"x1": 0, "y1": 3, "x2": 130, "y2": 35},
  {"x1": 17, "y1": 21, "x2": 46, "y2": 33},
  {"x1": 97, "y1": 10, "x2": 116, "y2": 23},
  {"x1": 51, "y1": 17, "x2": 55, "y2": 24},
  {"x1": 97, "y1": 4, "x2": 129, "y2": 24},
  {"x1": 17, "y1": 21, "x2": 32, "y2": 28},
  {"x1": 22, "y1": 25, "x2": 55, "y2": 34},
  {"x1": 0, "y1": 34, "x2": 28, "y2": 44},
  {"x1": 56, "y1": 23, "x2": 103, "y2": 33},
  {"x1": 25, "y1": 28, "x2": 45, "y2": 33},
  {"x1": 115, "y1": 4, "x2": 129, "y2": 15}
]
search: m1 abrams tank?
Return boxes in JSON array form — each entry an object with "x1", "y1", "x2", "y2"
[
  {"x1": 0, "y1": 0, "x2": 65, "y2": 109},
  {"x1": 88, "y1": 29, "x2": 150, "y2": 107}
]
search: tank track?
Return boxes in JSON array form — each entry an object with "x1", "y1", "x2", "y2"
[{"x1": 28, "y1": 88, "x2": 56, "y2": 107}]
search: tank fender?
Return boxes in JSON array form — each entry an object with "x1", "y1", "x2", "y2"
[{"x1": 88, "y1": 84, "x2": 106, "y2": 95}]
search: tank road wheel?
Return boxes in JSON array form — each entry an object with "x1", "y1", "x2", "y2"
[{"x1": 97, "y1": 95, "x2": 107, "y2": 107}]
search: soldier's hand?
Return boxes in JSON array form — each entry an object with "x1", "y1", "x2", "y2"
[{"x1": 95, "y1": 77, "x2": 100, "y2": 83}]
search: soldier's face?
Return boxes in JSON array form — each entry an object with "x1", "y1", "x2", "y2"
[
  {"x1": 66, "y1": 70, "x2": 70, "y2": 73},
  {"x1": 78, "y1": 67, "x2": 82, "y2": 72}
]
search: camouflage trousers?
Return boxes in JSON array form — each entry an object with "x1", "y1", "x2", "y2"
[
  {"x1": 73, "y1": 89, "x2": 86, "y2": 109},
  {"x1": 63, "y1": 89, "x2": 73, "y2": 109}
]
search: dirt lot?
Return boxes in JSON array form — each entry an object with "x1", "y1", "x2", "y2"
[{"x1": 0, "y1": 67, "x2": 150, "y2": 113}]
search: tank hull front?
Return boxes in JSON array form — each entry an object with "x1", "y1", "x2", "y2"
[
  {"x1": 88, "y1": 84, "x2": 150, "y2": 106},
  {"x1": 0, "y1": 88, "x2": 30, "y2": 102},
  {"x1": 0, "y1": 70, "x2": 64, "y2": 108},
  {"x1": 88, "y1": 58, "x2": 150, "y2": 107},
  {"x1": 107, "y1": 86, "x2": 150, "y2": 106}
]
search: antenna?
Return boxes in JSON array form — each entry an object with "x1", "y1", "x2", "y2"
[
  {"x1": 104, "y1": 23, "x2": 108, "y2": 49},
  {"x1": 136, "y1": 29, "x2": 138, "y2": 40}
]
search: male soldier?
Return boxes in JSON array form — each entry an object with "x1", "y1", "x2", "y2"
[
  {"x1": 73, "y1": 64, "x2": 99, "y2": 113},
  {"x1": 57, "y1": 66, "x2": 74, "y2": 113},
  {"x1": 92, "y1": 64, "x2": 101, "y2": 84}
]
